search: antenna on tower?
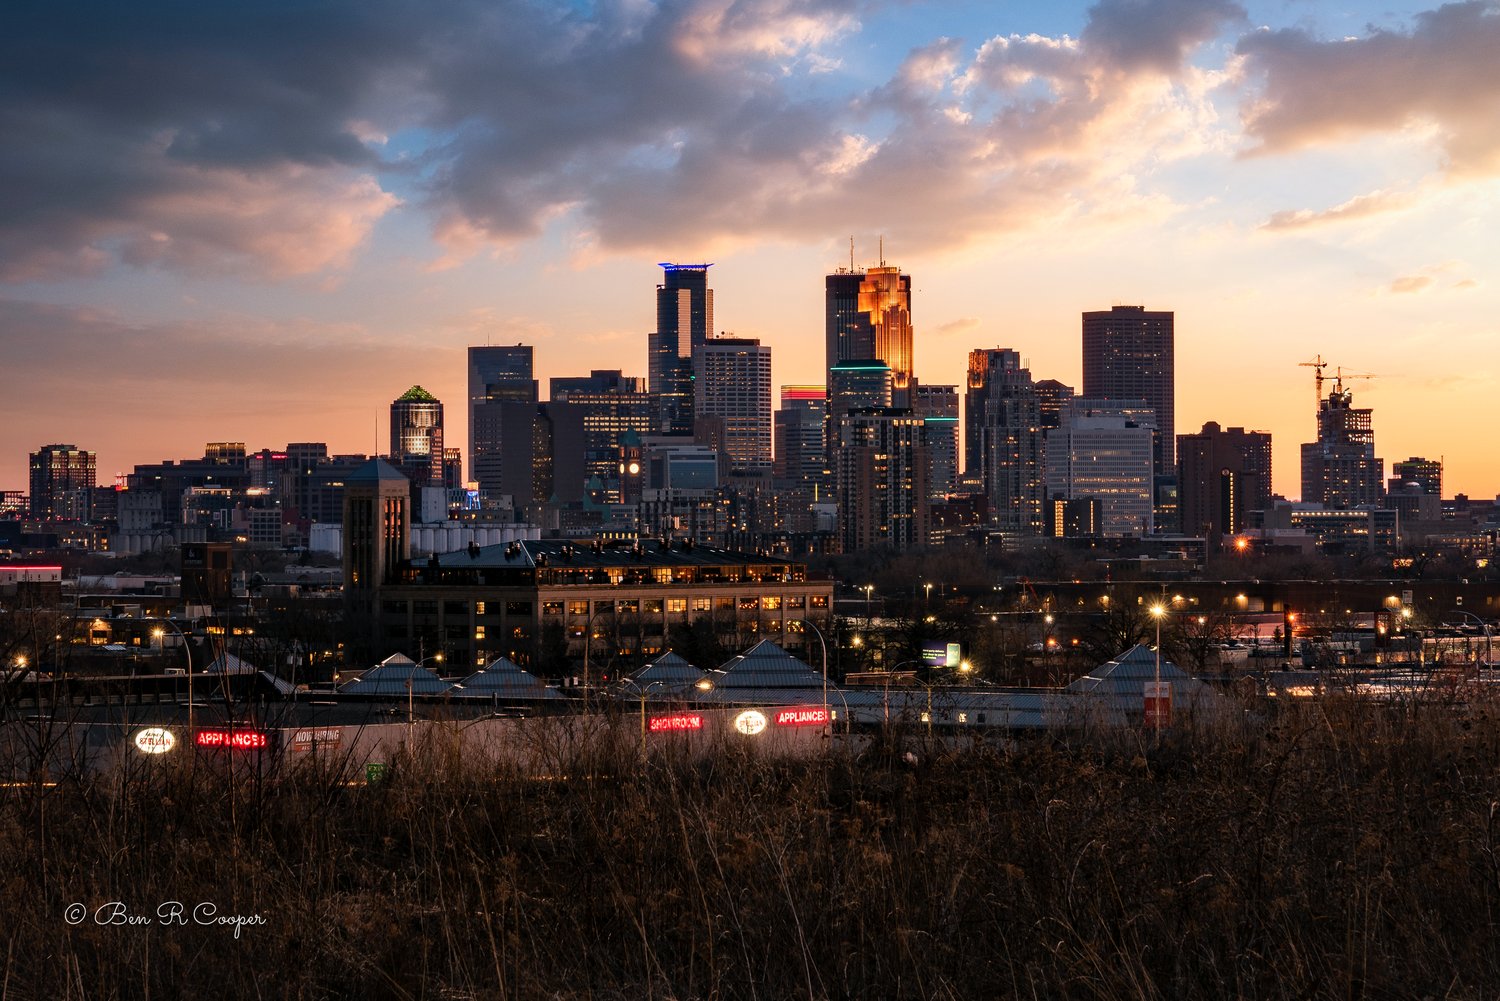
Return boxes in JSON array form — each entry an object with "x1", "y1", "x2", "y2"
[
  {"x1": 879, "y1": 235, "x2": 885, "y2": 267},
  {"x1": 849, "y1": 235, "x2": 854, "y2": 272}
]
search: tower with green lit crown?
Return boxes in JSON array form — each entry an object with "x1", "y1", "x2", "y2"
[{"x1": 390, "y1": 385, "x2": 444, "y2": 486}]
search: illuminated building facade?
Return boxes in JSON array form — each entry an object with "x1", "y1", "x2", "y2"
[
  {"x1": 371, "y1": 539, "x2": 833, "y2": 674},
  {"x1": 835, "y1": 409, "x2": 930, "y2": 552},
  {"x1": 826, "y1": 263, "x2": 913, "y2": 402},
  {"x1": 1045, "y1": 401, "x2": 1155, "y2": 536},
  {"x1": 390, "y1": 386, "x2": 445, "y2": 486},
  {"x1": 692, "y1": 338, "x2": 772, "y2": 473},
  {"x1": 550, "y1": 370, "x2": 657, "y2": 503}
]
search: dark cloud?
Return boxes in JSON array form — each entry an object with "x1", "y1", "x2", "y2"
[
  {"x1": 0, "y1": 0, "x2": 1248, "y2": 280},
  {"x1": 1237, "y1": 1, "x2": 1500, "y2": 173},
  {"x1": 1082, "y1": 0, "x2": 1246, "y2": 75}
]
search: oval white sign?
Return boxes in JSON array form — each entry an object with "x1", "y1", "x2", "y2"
[
  {"x1": 733, "y1": 709, "x2": 768, "y2": 736},
  {"x1": 134, "y1": 727, "x2": 176, "y2": 754}
]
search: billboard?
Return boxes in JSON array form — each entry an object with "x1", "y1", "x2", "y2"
[{"x1": 921, "y1": 641, "x2": 962, "y2": 668}]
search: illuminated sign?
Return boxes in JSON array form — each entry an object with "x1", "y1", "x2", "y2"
[
  {"x1": 921, "y1": 642, "x2": 962, "y2": 668},
  {"x1": 732, "y1": 710, "x2": 768, "y2": 736},
  {"x1": 774, "y1": 707, "x2": 829, "y2": 727},
  {"x1": 133, "y1": 727, "x2": 176, "y2": 754},
  {"x1": 194, "y1": 730, "x2": 269, "y2": 750},
  {"x1": 648, "y1": 713, "x2": 703, "y2": 733}
]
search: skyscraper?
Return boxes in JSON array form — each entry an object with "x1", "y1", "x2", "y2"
[
  {"x1": 911, "y1": 384, "x2": 959, "y2": 499},
  {"x1": 1046, "y1": 400, "x2": 1156, "y2": 536},
  {"x1": 1390, "y1": 457, "x2": 1442, "y2": 498},
  {"x1": 967, "y1": 351, "x2": 1047, "y2": 534},
  {"x1": 550, "y1": 370, "x2": 656, "y2": 503},
  {"x1": 28, "y1": 443, "x2": 96, "y2": 520},
  {"x1": 1082, "y1": 306, "x2": 1175, "y2": 475},
  {"x1": 1177, "y1": 422, "x2": 1273, "y2": 543},
  {"x1": 773, "y1": 386, "x2": 828, "y2": 486},
  {"x1": 649, "y1": 263, "x2": 714, "y2": 435},
  {"x1": 1300, "y1": 377, "x2": 1383, "y2": 508},
  {"x1": 390, "y1": 386, "x2": 444, "y2": 485},
  {"x1": 835, "y1": 409, "x2": 930, "y2": 553},
  {"x1": 692, "y1": 337, "x2": 772, "y2": 473},
  {"x1": 468, "y1": 345, "x2": 537, "y2": 484},
  {"x1": 826, "y1": 259, "x2": 913, "y2": 402}
]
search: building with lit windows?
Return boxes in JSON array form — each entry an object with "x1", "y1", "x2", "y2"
[
  {"x1": 911, "y1": 385, "x2": 958, "y2": 498},
  {"x1": 692, "y1": 338, "x2": 772, "y2": 473},
  {"x1": 1045, "y1": 401, "x2": 1155, "y2": 536},
  {"x1": 368, "y1": 538, "x2": 833, "y2": 676},
  {"x1": 826, "y1": 262, "x2": 913, "y2": 402},
  {"x1": 835, "y1": 409, "x2": 930, "y2": 552},
  {"x1": 468, "y1": 345, "x2": 537, "y2": 482},
  {"x1": 550, "y1": 370, "x2": 657, "y2": 503},
  {"x1": 1300, "y1": 377, "x2": 1383, "y2": 509},
  {"x1": 28, "y1": 444, "x2": 96, "y2": 521},
  {"x1": 390, "y1": 386, "x2": 445, "y2": 486},
  {"x1": 649, "y1": 263, "x2": 714, "y2": 435},
  {"x1": 1177, "y1": 422, "x2": 1273, "y2": 544},
  {"x1": 1082, "y1": 306, "x2": 1174, "y2": 476},
  {"x1": 773, "y1": 386, "x2": 828, "y2": 488}
]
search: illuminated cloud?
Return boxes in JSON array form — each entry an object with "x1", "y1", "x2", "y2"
[
  {"x1": 1261, "y1": 188, "x2": 1418, "y2": 231},
  {"x1": 1388, "y1": 275, "x2": 1433, "y2": 294},
  {"x1": 1238, "y1": 1, "x2": 1500, "y2": 174}
]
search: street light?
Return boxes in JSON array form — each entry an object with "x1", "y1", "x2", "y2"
[
  {"x1": 862, "y1": 584, "x2": 875, "y2": 628},
  {"x1": 1149, "y1": 603, "x2": 1167, "y2": 741},
  {"x1": 148, "y1": 617, "x2": 194, "y2": 732},
  {"x1": 410, "y1": 653, "x2": 444, "y2": 726},
  {"x1": 620, "y1": 677, "x2": 670, "y2": 758}
]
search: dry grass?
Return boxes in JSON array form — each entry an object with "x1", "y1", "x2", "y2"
[{"x1": 3, "y1": 693, "x2": 1500, "y2": 1000}]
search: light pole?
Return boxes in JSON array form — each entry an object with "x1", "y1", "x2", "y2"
[
  {"x1": 149, "y1": 617, "x2": 194, "y2": 732},
  {"x1": 620, "y1": 677, "x2": 670, "y2": 758},
  {"x1": 410, "y1": 653, "x2": 444, "y2": 728},
  {"x1": 1149, "y1": 602, "x2": 1167, "y2": 742},
  {"x1": 799, "y1": 618, "x2": 830, "y2": 721},
  {"x1": 862, "y1": 584, "x2": 874, "y2": 629}
]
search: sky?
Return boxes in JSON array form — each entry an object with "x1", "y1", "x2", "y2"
[{"x1": 3, "y1": 0, "x2": 1498, "y2": 500}]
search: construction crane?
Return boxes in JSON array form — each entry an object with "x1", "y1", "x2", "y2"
[
  {"x1": 1332, "y1": 367, "x2": 1377, "y2": 396},
  {"x1": 1299, "y1": 355, "x2": 1328, "y2": 410}
]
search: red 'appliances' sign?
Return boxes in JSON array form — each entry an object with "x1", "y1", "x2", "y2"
[
  {"x1": 648, "y1": 713, "x2": 703, "y2": 733},
  {"x1": 775, "y1": 707, "x2": 829, "y2": 727},
  {"x1": 194, "y1": 730, "x2": 269, "y2": 750}
]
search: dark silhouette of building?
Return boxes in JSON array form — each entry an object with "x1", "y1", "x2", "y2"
[
  {"x1": 1300, "y1": 376, "x2": 1383, "y2": 508},
  {"x1": 835, "y1": 409, "x2": 930, "y2": 552},
  {"x1": 1082, "y1": 306, "x2": 1174, "y2": 476},
  {"x1": 471, "y1": 345, "x2": 543, "y2": 486},
  {"x1": 649, "y1": 263, "x2": 714, "y2": 434},
  {"x1": 550, "y1": 370, "x2": 656, "y2": 503},
  {"x1": 1389, "y1": 456, "x2": 1442, "y2": 498},
  {"x1": 1177, "y1": 422, "x2": 1273, "y2": 544},
  {"x1": 966, "y1": 350, "x2": 1046, "y2": 533},
  {"x1": 28, "y1": 443, "x2": 96, "y2": 520}
]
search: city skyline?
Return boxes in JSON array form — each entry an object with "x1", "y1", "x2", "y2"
[{"x1": 3, "y1": 0, "x2": 1498, "y2": 498}]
